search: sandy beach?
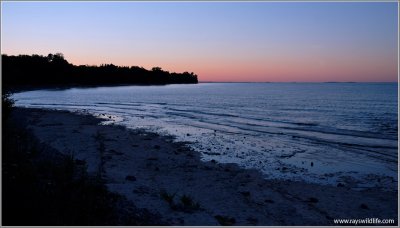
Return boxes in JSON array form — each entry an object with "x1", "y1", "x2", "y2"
[{"x1": 11, "y1": 107, "x2": 397, "y2": 226}]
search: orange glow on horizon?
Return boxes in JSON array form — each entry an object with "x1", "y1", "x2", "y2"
[
  {"x1": 65, "y1": 53, "x2": 398, "y2": 83},
  {"x1": 2, "y1": 48, "x2": 396, "y2": 83}
]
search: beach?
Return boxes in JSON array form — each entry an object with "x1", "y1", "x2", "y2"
[
  {"x1": 3, "y1": 1, "x2": 398, "y2": 226},
  {"x1": 7, "y1": 107, "x2": 397, "y2": 226}
]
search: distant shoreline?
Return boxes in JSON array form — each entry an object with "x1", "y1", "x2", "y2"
[{"x1": 199, "y1": 81, "x2": 398, "y2": 83}]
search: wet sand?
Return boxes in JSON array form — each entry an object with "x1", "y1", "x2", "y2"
[{"x1": 16, "y1": 107, "x2": 398, "y2": 225}]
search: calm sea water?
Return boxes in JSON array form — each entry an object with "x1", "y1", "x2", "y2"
[{"x1": 13, "y1": 83, "x2": 398, "y2": 189}]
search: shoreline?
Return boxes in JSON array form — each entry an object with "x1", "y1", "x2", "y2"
[{"x1": 6, "y1": 107, "x2": 398, "y2": 225}]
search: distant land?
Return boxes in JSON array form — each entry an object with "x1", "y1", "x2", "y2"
[
  {"x1": 2, "y1": 53, "x2": 198, "y2": 90},
  {"x1": 198, "y1": 81, "x2": 397, "y2": 83}
]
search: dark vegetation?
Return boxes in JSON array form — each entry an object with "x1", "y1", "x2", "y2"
[
  {"x1": 214, "y1": 215, "x2": 236, "y2": 226},
  {"x1": 2, "y1": 91, "x2": 14, "y2": 122},
  {"x1": 2, "y1": 53, "x2": 198, "y2": 90},
  {"x1": 2, "y1": 101, "x2": 166, "y2": 225},
  {"x1": 160, "y1": 190, "x2": 201, "y2": 213}
]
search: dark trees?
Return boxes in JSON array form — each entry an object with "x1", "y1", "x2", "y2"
[{"x1": 2, "y1": 53, "x2": 198, "y2": 89}]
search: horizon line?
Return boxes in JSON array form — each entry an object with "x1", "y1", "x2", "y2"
[
  {"x1": 199, "y1": 81, "x2": 399, "y2": 83},
  {"x1": 2, "y1": 53, "x2": 398, "y2": 83}
]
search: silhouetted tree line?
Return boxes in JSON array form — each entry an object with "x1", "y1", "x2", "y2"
[{"x1": 2, "y1": 53, "x2": 198, "y2": 89}]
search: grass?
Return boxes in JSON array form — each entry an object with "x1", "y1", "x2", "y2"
[
  {"x1": 3, "y1": 124, "x2": 119, "y2": 225},
  {"x1": 180, "y1": 194, "x2": 201, "y2": 212},
  {"x1": 160, "y1": 190, "x2": 201, "y2": 213},
  {"x1": 93, "y1": 131, "x2": 106, "y2": 179},
  {"x1": 2, "y1": 103, "x2": 165, "y2": 225},
  {"x1": 2, "y1": 90, "x2": 14, "y2": 121},
  {"x1": 160, "y1": 190, "x2": 177, "y2": 206},
  {"x1": 214, "y1": 215, "x2": 236, "y2": 226}
]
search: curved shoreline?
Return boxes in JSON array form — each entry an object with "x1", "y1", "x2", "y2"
[{"x1": 8, "y1": 107, "x2": 398, "y2": 225}]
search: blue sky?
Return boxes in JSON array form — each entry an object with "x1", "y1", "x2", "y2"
[{"x1": 2, "y1": 1, "x2": 398, "y2": 82}]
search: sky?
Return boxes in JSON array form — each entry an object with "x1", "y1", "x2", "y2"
[{"x1": 1, "y1": 1, "x2": 398, "y2": 82}]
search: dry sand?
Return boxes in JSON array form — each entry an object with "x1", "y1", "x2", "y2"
[{"x1": 18, "y1": 108, "x2": 398, "y2": 225}]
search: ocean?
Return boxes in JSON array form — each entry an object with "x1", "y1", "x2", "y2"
[{"x1": 13, "y1": 82, "x2": 398, "y2": 189}]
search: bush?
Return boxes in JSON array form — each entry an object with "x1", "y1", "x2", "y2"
[
  {"x1": 160, "y1": 190, "x2": 201, "y2": 213},
  {"x1": 2, "y1": 91, "x2": 14, "y2": 121}
]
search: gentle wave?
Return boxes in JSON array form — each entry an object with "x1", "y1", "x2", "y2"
[{"x1": 13, "y1": 83, "x2": 398, "y2": 188}]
